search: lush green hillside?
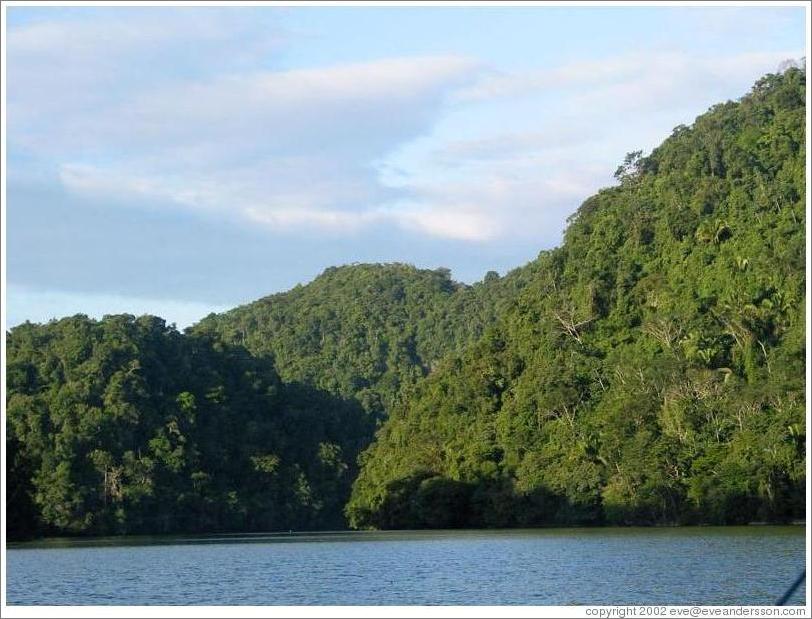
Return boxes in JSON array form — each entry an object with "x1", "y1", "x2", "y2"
[
  {"x1": 6, "y1": 315, "x2": 372, "y2": 539},
  {"x1": 6, "y1": 265, "x2": 531, "y2": 540},
  {"x1": 6, "y1": 247, "x2": 534, "y2": 542},
  {"x1": 194, "y1": 262, "x2": 533, "y2": 420},
  {"x1": 6, "y1": 68, "x2": 805, "y2": 539},
  {"x1": 347, "y1": 67, "x2": 806, "y2": 529}
]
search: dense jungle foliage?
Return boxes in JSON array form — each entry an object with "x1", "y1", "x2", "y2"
[
  {"x1": 193, "y1": 262, "x2": 532, "y2": 421},
  {"x1": 6, "y1": 68, "x2": 805, "y2": 539},
  {"x1": 347, "y1": 67, "x2": 806, "y2": 529},
  {"x1": 6, "y1": 315, "x2": 373, "y2": 538}
]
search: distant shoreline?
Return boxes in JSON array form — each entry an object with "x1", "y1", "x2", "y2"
[{"x1": 8, "y1": 521, "x2": 807, "y2": 548}]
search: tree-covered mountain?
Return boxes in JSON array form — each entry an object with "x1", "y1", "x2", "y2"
[
  {"x1": 347, "y1": 67, "x2": 806, "y2": 529},
  {"x1": 5, "y1": 67, "x2": 806, "y2": 539},
  {"x1": 193, "y1": 262, "x2": 534, "y2": 420}
]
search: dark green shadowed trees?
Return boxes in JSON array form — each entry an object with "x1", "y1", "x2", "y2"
[{"x1": 6, "y1": 315, "x2": 372, "y2": 538}]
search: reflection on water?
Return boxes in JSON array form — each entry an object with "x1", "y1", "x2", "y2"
[{"x1": 6, "y1": 526, "x2": 806, "y2": 605}]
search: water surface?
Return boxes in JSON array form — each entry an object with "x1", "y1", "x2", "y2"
[{"x1": 6, "y1": 527, "x2": 805, "y2": 605}]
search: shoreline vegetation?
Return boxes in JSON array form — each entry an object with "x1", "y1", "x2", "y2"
[
  {"x1": 7, "y1": 522, "x2": 807, "y2": 548},
  {"x1": 6, "y1": 67, "x2": 806, "y2": 541}
]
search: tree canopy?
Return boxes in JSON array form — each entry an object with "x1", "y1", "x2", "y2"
[
  {"x1": 6, "y1": 67, "x2": 805, "y2": 538},
  {"x1": 7, "y1": 315, "x2": 372, "y2": 538},
  {"x1": 193, "y1": 262, "x2": 533, "y2": 421},
  {"x1": 346, "y1": 67, "x2": 806, "y2": 529}
]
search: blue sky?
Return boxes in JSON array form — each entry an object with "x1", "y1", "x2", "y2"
[{"x1": 5, "y1": 5, "x2": 807, "y2": 328}]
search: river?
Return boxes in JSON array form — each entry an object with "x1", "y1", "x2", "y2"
[{"x1": 6, "y1": 526, "x2": 805, "y2": 605}]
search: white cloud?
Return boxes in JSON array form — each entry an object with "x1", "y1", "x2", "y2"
[
  {"x1": 10, "y1": 13, "x2": 200, "y2": 55},
  {"x1": 50, "y1": 47, "x2": 802, "y2": 244},
  {"x1": 9, "y1": 9, "x2": 805, "y2": 248},
  {"x1": 455, "y1": 50, "x2": 802, "y2": 105},
  {"x1": 377, "y1": 155, "x2": 609, "y2": 243},
  {"x1": 60, "y1": 164, "x2": 168, "y2": 202},
  {"x1": 7, "y1": 9, "x2": 285, "y2": 132},
  {"x1": 435, "y1": 126, "x2": 594, "y2": 164},
  {"x1": 390, "y1": 208, "x2": 499, "y2": 242},
  {"x1": 384, "y1": 49, "x2": 804, "y2": 244},
  {"x1": 243, "y1": 206, "x2": 382, "y2": 232},
  {"x1": 44, "y1": 55, "x2": 478, "y2": 155},
  {"x1": 454, "y1": 54, "x2": 641, "y2": 102},
  {"x1": 25, "y1": 46, "x2": 483, "y2": 235}
]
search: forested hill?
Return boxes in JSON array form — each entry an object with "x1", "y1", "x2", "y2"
[
  {"x1": 347, "y1": 67, "x2": 806, "y2": 529},
  {"x1": 193, "y1": 262, "x2": 534, "y2": 419},
  {"x1": 7, "y1": 316, "x2": 374, "y2": 538},
  {"x1": 6, "y1": 262, "x2": 533, "y2": 539},
  {"x1": 6, "y1": 67, "x2": 806, "y2": 540}
]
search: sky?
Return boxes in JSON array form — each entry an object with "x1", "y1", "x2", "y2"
[{"x1": 4, "y1": 4, "x2": 807, "y2": 329}]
